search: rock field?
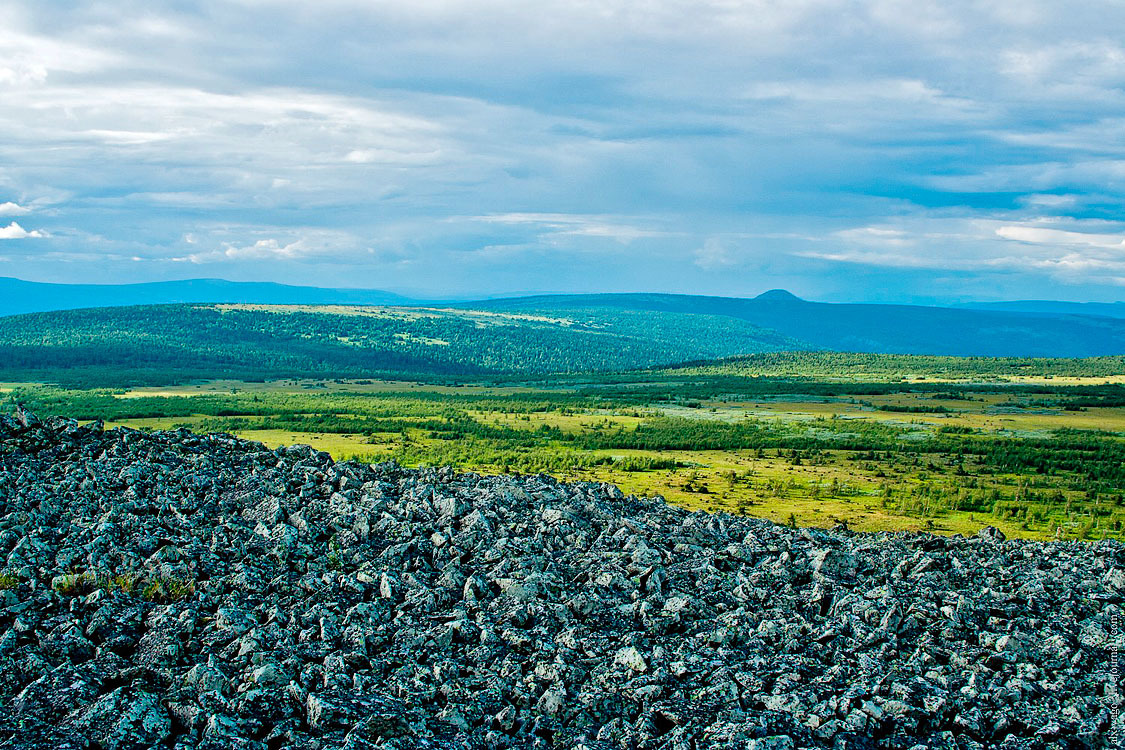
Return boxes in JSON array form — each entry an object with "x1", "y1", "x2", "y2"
[{"x1": 0, "y1": 409, "x2": 1122, "y2": 749}]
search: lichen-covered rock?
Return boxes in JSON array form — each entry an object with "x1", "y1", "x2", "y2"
[
  {"x1": 0, "y1": 412, "x2": 1121, "y2": 748},
  {"x1": 66, "y1": 687, "x2": 172, "y2": 750}
]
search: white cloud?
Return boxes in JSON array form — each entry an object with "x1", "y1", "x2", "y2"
[
  {"x1": 172, "y1": 227, "x2": 369, "y2": 265},
  {"x1": 0, "y1": 221, "x2": 44, "y2": 239},
  {"x1": 472, "y1": 213, "x2": 667, "y2": 243},
  {"x1": 175, "y1": 238, "x2": 307, "y2": 264},
  {"x1": 797, "y1": 216, "x2": 1125, "y2": 290},
  {"x1": 81, "y1": 129, "x2": 176, "y2": 146},
  {"x1": 0, "y1": 83, "x2": 451, "y2": 166},
  {"x1": 0, "y1": 64, "x2": 46, "y2": 86},
  {"x1": 798, "y1": 249, "x2": 940, "y2": 269},
  {"x1": 1000, "y1": 41, "x2": 1125, "y2": 90},
  {"x1": 0, "y1": 23, "x2": 120, "y2": 84},
  {"x1": 743, "y1": 78, "x2": 955, "y2": 107},
  {"x1": 996, "y1": 225, "x2": 1125, "y2": 248},
  {"x1": 925, "y1": 160, "x2": 1125, "y2": 194},
  {"x1": 0, "y1": 202, "x2": 30, "y2": 216},
  {"x1": 343, "y1": 148, "x2": 445, "y2": 166},
  {"x1": 220, "y1": 238, "x2": 309, "y2": 261},
  {"x1": 693, "y1": 237, "x2": 736, "y2": 270},
  {"x1": 999, "y1": 118, "x2": 1125, "y2": 154},
  {"x1": 833, "y1": 226, "x2": 915, "y2": 247},
  {"x1": 1019, "y1": 194, "x2": 1079, "y2": 208}
]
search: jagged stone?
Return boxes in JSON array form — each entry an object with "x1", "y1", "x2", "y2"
[{"x1": 0, "y1": 411, "x2": 1119, "y2": 748}]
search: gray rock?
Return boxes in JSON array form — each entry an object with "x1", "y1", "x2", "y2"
[
  {"x1": 746, "y1": 738, "x2": 795, "y2": 750},
  {"x1": 0, "y1": 410, "x2": 1121, "y2": 750},
  {"x1": 977, "y1": 526, "x2": 1006, "y2": 542},
  {"x1": 810, "y1": 548, "x2": 858, "y2": 581},
  {"x1": 67, "y1": 687, "x2": 172, "y2": 750},
  {"x1": 307, "y1": 690, "x2": 411, "y2": 737}
]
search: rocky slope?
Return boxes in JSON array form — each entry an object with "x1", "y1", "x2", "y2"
[{"x1": 0, "y1": 409, "x2": 1122, "y2": 749}]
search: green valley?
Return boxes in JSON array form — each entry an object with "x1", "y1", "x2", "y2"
[
  {"x1": 4, "y1": 297, "x2": 1125, "y2": 542},
  {"x1": 7, "y1": 350, "x2": 1125, "y2": 542}
]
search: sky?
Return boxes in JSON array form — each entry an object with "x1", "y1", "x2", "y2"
[{"x1": 1, "y1": 1, "x2": 1124, "y2": 302}]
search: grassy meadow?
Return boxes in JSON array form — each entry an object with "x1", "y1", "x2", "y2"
[{"x1": 7, "y1": 352, "x2": 1125, "y2": 542}]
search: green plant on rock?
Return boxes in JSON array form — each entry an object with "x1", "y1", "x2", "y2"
[
  {"x1": 50, "y1": 570, "x2": 196, "y2": 601},
  {"x1": 141, "y1": 576, "x2": 196, "y2": 603},
  {"x1": 107, "y1": 574, "x2": 140, "y2": 593},
  {"x1": 327, "y1": 533, "x2": 343, "y2": 570},
  {"x1": 52, "y1": 572, "x2": 97, "y2": 596}
]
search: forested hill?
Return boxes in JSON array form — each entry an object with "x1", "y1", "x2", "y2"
[
  {"x1": 6, "y1": 293, "x2": 1125, "y2": 387},
  {"x1": 470, "y1": 291, "x2": 1125, "y2": 357},
  {"x1": 6, "y1": 277, "x2": 1125, "y2": 358},
  {"x1": 0, "y1": 303, "x2": 801, "y2": 386},
  {"x1": 0, "y1": 277, "x2": 411, "y2": 317}
]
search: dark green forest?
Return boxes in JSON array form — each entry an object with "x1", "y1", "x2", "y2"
[{"x1": 0, "y1": 304, "x2": 800, "y2": 386}]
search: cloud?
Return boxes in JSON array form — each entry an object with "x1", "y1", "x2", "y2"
[
  {"x1": 833, "y1": 227, "x2": 915, "y2": 247},
  {"x1": 693, "y1": 238, "x2": 736, "y2": 270},
  {"x1": 220, "y1": 238, "x2": 311, "y2": 262},
  {"x1": 0, "y1": 202, "x2": 30, "y2": 216},
  {"x1": 343, "y1": 148, "x2": 445, "y2": 166},
  {"x1": 472, "y1": 213, "x2": 669, "y2": 244},
  {"x1": 1018, "y1": 194, "x2": 1079, "y2": 208},
  {"x1": 1000, "y1": 40, "x2": 1125, "y2": 93},
  {"x1": 0, "y1": 221, "x2": 45, "y2": 239},
  {"x1": 1, "y1": 1, "x2": 1125, "y2": 299},
  {"x1": 0, "y1": 64, "x2": 47, "y2": 86},
  {"x1": 798, "y1": 249, "x2": 940, "y2": 269},
  {"x1": 796, "y1": 216, "x2": 1125, "y2": 293},
  {"x1": 996, "y1": 225, "x2": 1125, "y2": 248},
  {"x1": 0, "y1": 24, "x2": 117, "y2": 85},
  {"x1": 171, "y1": 226, "x2": 372, "y2": 265}
]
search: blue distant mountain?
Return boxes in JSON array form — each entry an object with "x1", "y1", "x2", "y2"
[
  {"x1": 958, "y1": 300, "x2": 1125, "y2": 319},
  {"x1": 4, "y1": 278, "x2": 1125, "y2": 358},
  {"x1": 469, "y1": 290, "x2": 1125, "y2": 358},
  {"x1": 0, "y1": 277, "x2": 412, "y2": 317}
]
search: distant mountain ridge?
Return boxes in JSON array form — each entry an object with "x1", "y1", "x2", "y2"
[
  {"x1": 0, "y1": 277, "x2": 411, "y2": 317},
  {"x1": 468, "y1": 291, "x2": 1125, "y2": 358},
  {"x1": 959, "y1": 300, "x2": 1125, "y2": 319},
  {"x1": 4, "y1": 278, "x2": 1125, "y2": 359}
]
